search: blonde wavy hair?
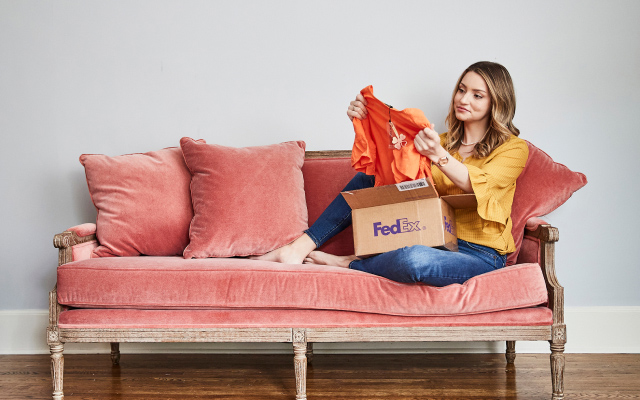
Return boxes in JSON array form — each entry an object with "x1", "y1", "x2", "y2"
[{"x1": 445, "y1": 61, "x2": 520, "y2": 158}]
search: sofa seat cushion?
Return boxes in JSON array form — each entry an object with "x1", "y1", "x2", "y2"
[
  {"x1": 58, "y1": 307, "x2": 552, "y2": 329},
  {"x1": 57, "y1": 257, "x2": 548, "y2": 317}
]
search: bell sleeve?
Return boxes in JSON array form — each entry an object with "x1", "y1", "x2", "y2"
[
  {"x1": 466, "y1": 140, "x2": 529, "y2": 232},
  {"x1": 351, "y1": 117, "x2": 377, "y2": 177}
]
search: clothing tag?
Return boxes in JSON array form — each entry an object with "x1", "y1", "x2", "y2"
[
  {"x1": 386, "y1": 104, "x2": 407, "y2": 150},
  {"x1": 396, "y1": 178, "x2": 429, "y2": 191}
]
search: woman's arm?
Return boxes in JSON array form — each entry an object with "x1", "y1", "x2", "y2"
[
  {"x1": 414, "y1": 126, "x2": 473, "y2": 193},
  {"x1": 434, "y1": 156, "x2": 473, "y2": 193}
]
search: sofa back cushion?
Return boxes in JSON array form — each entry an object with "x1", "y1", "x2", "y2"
[
  {"x1": 302, "y1": 156, "x2": 357, "y2": 255},
  {"x1": 79, "y1": 141, "x2": 583, "y2": 262},
  {"x1": 80, "y1": 145, "x2": 201, "y2": 257},
  {"x1": 508, "y1": 141, "x2": 587, "y2": 264}
]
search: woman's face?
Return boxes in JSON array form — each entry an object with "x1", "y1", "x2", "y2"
[{"x1": 453, "y1": 71, "x2": 492, "y2": 125}]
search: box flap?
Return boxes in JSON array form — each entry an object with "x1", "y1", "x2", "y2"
[
  {"x1": 440, "y1": 193, "x2": 478, "y2": 209},
  {"x1": 341, "y1": 178, "x2": 438, "y2": 210}
]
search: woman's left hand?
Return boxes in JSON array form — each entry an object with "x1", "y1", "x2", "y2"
[{"x1": 414, "y1": 124, "x2": 447, "y2": 163}]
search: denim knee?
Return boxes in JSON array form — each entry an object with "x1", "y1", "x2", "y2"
[
  {"x1": 392, "y1": 245, "x2": 472, "y2": 284},
  {"x1": 394, "y1": 246, "x2": 433, "y2": 282},
  {"x1": 345, "y1": 172, "x2": 375, "y2": 191}
]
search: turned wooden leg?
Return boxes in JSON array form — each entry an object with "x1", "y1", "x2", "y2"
[
  {"x1": 550, "y1": 342, "x2": 565, "y2": 399},
  {"x1": 306, "y1": 342, "x2": 314, "y2": 364},
  {"x1": 506, "y1": 341, "x2": 516, "y2": 364},
  {"x1": 293, "y1": 342, "x2": 308, "y2": 400},
  {"x1": 293, "y1": 329, "x2": 307, "y2": 400},
  {"x1": 505, "y1": 340, "x2": 516, "y2": 372},
  {"x1": 50, "y1": 343, "x2": 64, "y2": 400},
  {"x1": 110, "y1": 342, "x2": 120, "y2": 365}
]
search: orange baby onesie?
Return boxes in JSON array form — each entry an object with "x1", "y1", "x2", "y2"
[{"x1": 351, "y1": 85, "x2": 433, "y2": 187}]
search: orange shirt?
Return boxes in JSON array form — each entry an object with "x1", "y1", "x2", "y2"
[{"x1": 351, "y1": 85, "x2": 433, "y2": 187}]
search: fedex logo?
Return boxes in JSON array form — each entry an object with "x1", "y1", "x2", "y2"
[
  {"x1": 373, "y1": 218, "x2": 422, "y2": 237},
  {"x1": 443, "y1": 216, "x2": 453, "y2": 234}
]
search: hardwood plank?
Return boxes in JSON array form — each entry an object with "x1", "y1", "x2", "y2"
[{"x1": 1, "y1": 353, "x2": 639, "y2": 399}]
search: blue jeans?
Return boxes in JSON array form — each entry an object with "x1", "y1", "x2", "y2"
[{"x1": 305, "y1": 172, "x2": 507, "y2": 287}]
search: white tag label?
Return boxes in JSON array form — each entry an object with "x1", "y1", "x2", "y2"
[{"x1": 396, "y1": 178, "x2": 428, "y2": 191}]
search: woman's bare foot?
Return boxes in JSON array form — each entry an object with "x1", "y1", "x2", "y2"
[
  {"x1": 250, "y1": 233, "x2": 317, "y2": 264},
  {"x1": 304, "y1": 251, "x2": 359, "y2": 269}
]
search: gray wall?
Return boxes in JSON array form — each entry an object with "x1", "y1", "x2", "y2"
[{"x1": 1, "y1": 0, "x2": 638, "y2": 310}]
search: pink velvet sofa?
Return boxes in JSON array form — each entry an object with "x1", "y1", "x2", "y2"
[{"x1": 48, "y1": 145, "x2": 586, "y2": 400}]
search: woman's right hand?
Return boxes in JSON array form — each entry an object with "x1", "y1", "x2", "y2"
[{"x1": 347, "y1": 93, "x2": 368, "y2": 121}]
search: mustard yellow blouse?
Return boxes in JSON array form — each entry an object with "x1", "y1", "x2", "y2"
[{"x1": 432, "y1": 133, "x2": 529, "y2": 254}]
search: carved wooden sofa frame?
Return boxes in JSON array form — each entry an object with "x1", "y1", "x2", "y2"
[{"x1": 47, "y1": 151, "x2": 566, "y2": 400}]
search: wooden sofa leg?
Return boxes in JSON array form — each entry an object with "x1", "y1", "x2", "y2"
[
  {"x1": 505, "y1": 341, "x2": 516, "y2": 372},
  {"x1": 506, "y1": 341, "x2": 516, "y2": 364},
  {"x1": 306, "y1": 342, "x2": 314, "y2": 364},
  {"x1": 50, "y1": 343, "x2": 64, "y2": 400},
  {"x1": 110, "y1": 342, "x2": 120, "y2": 365},
  {"x1": 550, "y1": 342, "x2": 565, "y2": 399},
  {"x1": 293, "y1": 330, "x2": 308, "y2": 400}
]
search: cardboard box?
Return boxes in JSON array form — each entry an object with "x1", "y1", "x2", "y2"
[{"x1": 341, "y1": 178, "x2": 477, "y2": 257}]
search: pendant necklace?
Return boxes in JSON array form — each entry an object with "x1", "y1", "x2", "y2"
[{"x1": 461, "y1": 138, "x2": 480, "y2": 146}]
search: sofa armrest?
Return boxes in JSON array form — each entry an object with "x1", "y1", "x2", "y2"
[
  {"x1": 523, "y1": 219, "x2": 565, "y2": 340},
  {"x1": 525, "y1": 217, "x2": 550, "y2": 232},
  {"x1": 49, "y1": 225, "x2": 95, "y2": 344},
  {"x1": 53, "y1": 223, "x2": 98, "y2": 266}
]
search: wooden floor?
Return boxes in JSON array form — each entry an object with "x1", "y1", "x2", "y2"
[{"x1": 1, "y1": 353, "x2": 639, "y2": 399}]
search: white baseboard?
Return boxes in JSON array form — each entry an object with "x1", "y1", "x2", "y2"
[{"x1": 2, "y1": 307, "x2": 639, "y2": 355}]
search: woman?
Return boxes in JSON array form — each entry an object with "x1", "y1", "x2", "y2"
[{"x1": 254, "y1": 61, "x2": 529, "y2": 287}]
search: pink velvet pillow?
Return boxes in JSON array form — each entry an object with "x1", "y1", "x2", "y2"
[
  {"x1": 180, "y1": 138, "x2": 308, "y2": 258},
  {"x1": 507, "y1": 141, "x2": 587, "y2": 265},
  {"x1": 80, "y1": 143, "x2": 204, "y2": 257}
]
